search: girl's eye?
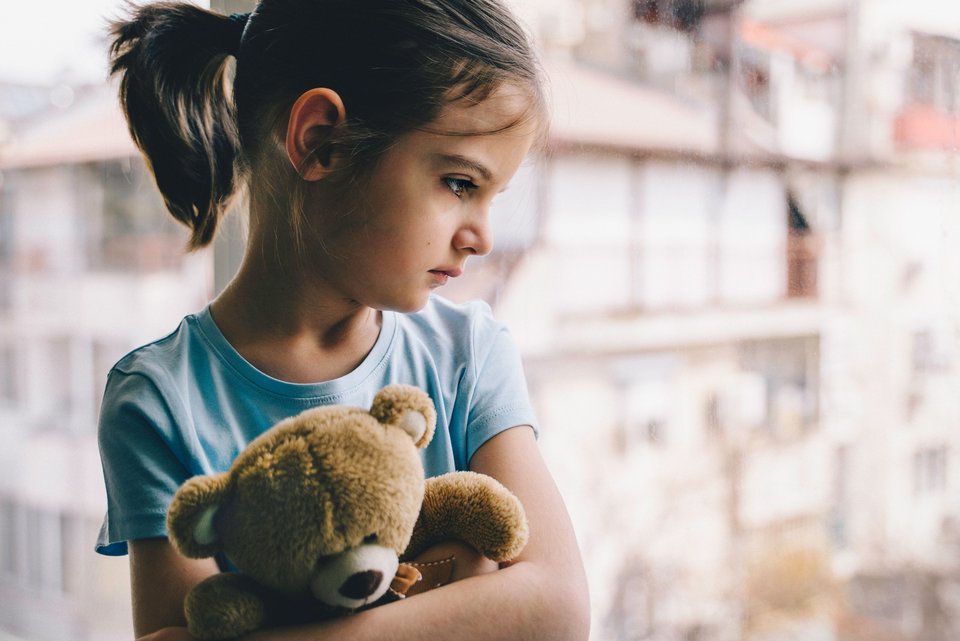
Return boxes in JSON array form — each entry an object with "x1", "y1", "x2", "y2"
[{"x1": 443, "y1": 177, "x2": 477, "y2": 198}]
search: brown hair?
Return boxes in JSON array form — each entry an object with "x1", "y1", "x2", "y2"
[{"x1": 109, "y1": 0, "x2": 545, "y2": 250}]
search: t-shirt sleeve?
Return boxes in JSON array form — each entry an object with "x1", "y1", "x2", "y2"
[
  {"x1": 96, "y1": 369, "x2": 191, "y2": 556},
  {"x1": 464, "y1": 305, "x2": 539, "y2": 464}
]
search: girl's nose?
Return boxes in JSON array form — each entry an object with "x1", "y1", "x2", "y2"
[{"x1": 454, "y1": 214, "x2": 493, "y2": 257}]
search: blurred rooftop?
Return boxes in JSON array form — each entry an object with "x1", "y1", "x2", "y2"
[
  {"x1": 546, "y1": 56, "x2": 719, "y2": 156},
  {"x1": 0, "y1": 83, "x2": 135, "y2": 170},
  {"x1": 0, "y1": 58, "x2": 727, "y2": 171}
]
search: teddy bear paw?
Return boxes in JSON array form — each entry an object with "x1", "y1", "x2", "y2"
[{"x1": 185, "y1": 574, "x2": 267, "y2": 640}]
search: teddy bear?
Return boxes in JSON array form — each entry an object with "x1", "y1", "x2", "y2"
[{"x1": 166, "y1": 384, "x2": 529, "y2": 640}]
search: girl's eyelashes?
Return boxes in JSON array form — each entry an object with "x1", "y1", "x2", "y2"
[{"x1": 442, "y1": 176, "x2": 478, "y2": 199}]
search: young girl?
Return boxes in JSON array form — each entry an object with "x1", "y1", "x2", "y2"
[{"x1": 95, "y1": 1, "x2": 589, "y2": 640}]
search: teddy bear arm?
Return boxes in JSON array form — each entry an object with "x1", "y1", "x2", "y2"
[
  {"x1": 184, "y1": 572, "x2": 270, "y2": 641},
  {"x1": 406, "y1": 472, "x2": 529, "y2": 563}
]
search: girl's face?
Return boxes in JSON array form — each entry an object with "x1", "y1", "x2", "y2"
[{"x1": 308, "y1": 85, "x2": 538, "y2": 312}]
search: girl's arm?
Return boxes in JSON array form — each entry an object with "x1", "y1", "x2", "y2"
[
  {"x1": 130, "y1": 538, "x2": 220, "y2": 637},
  {"x1": 135, "y1": 425, "x2": 590, "y2": 641},
  {"x1": 245, "y1": 425, "x2": 590, "y2": 641}
]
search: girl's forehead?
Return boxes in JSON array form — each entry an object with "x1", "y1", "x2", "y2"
[{"x1": 430, "y1": 84, "x2": 538, "y2": 137}]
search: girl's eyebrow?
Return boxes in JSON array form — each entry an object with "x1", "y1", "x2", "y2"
[{"x1": 433, "y1": 153, "x2": 493, "y2": 182}]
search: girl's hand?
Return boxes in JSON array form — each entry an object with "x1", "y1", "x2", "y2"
[
  {"x1": 410, "y1": 539, "x2": 499, "y2": 582},
  {"x1": 135, "y1": 627, "x2": 195, "y2": 641}
]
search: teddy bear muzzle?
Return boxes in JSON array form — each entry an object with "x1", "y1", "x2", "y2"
[{"x1": 309, "y1": 543, "x2": 400, "y2": 609}]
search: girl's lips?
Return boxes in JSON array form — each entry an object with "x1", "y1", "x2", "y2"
[
  {"x1": 428, "y1": 268, "x2": 462, "y2": 286},
  {"x1": 429, "y1": 268, "x2": 463, "y2": 278}
]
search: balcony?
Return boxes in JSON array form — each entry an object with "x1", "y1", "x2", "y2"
[{"x1": 893, "y1": 103, "x2": 960, "y2": 152}]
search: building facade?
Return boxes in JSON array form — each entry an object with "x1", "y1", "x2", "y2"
[
  {"x1": 2, "y1": 1, "x2": 960, "y2": 640},
  {"x1": 0, "y1": 84, "x2": 212, "y2": 641}
]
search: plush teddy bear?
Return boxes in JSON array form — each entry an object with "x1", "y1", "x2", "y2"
[{"x1": 166, "y1": 384, "x2": 528, "y2": 640}]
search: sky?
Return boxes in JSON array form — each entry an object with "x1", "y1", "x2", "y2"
[{"x1": 0, "y1": 0, "x2": 202, "y2": 86}]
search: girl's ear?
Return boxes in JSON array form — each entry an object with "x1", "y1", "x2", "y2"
[
  {"x1": 285, "y1": 88, "x2": 347, "y2": 181},
  {"x1": 166, "y1": 473, "x2": 230, "y2": 558}
]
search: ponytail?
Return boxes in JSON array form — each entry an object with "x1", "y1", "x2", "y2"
[{"x1": 109, "y1": 3, "x2": 248, "y2": 249}]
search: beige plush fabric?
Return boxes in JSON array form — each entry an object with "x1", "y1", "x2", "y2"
[{"x1": 165, "y1": 384, "x2": 528, "y2": 640}]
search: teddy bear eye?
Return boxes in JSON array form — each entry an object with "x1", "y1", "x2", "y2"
[{"x1": 363, "y1": 533, "x2": 379, "y2": 544}]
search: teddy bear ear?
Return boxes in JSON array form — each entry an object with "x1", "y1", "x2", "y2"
[
  {"x1": 370, "y1": 384, "x2": 437, "y2": 449},
  {"x1": 166, "y1": 473, "x2": 230, "y2": 559}
]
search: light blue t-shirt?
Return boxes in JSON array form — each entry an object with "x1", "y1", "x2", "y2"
[{"x1": 96, "y1": 295, "x2": 537, "y2": 556}]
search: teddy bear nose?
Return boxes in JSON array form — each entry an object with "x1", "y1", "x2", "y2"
[{"x1": 339, "y1": 570, "x2": 385, "y2": 600}]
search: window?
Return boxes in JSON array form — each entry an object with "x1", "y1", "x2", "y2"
[
  {"x1": 607, "y1": 562, "x2": 654, "y2": 639},
  {"x1": 704, "y1": 390, "x2": 722, "y2": 437},
  {"x1": 634, "y1": 0, "x2": 660, "y2": 24},
  {"x1": 36, "y1": 336, "x2": 73, "y2": 421},
  {"x1": 84, "y1": 159, "x2": 188, "y2": 272},
  {"x1": 0, "y1": 498, "x2": 62, "y2": 593},
  {"x1": 637, "y1": 162, "x2": 714, "y2": 310},
  {"x1": 632, "y1": 0, "x2": 705, "y2": 32},
  {"x1": 787, "y1": 193, "x2": 819, "y2": 299},
  {"x1": 0, "y1": 171, "x2": 12, "y2": 269},
  {"x1": 910, "y1": 33, "x2": 960, "y2": 114},
  {"x1": 0, "y1": 343, "x2": 16, "y2": 406},
  {"x1": 0, "y1": 496, "x2": 14, "y2": 579},
  {"x1": 717, "y1": 168, "x2": 789, "y2": 306},
  {"x1": 897, "y1": 33, "x2": 960, "y2": 150},
  {"x1": 831, "y1": 445, "x2": 850, "y2": 548},
  {"x1": 0, "y1": 171, "x2": 15, "y2": 312},
  {"x1": 912, "y1": 329, "x2": 953, "y2": 374},
  {"x1": 623, "y1": 378, "x2": 672, "y2": 447},
  {"x1": 739, "y1": 337, "x2": 820, "y2": 438},
  {"x1": 0, "y1": 496, "x2": 92, "y2": 598},
  {"x1": 741, "y1": 56, "x2": 773, "y2": 122},
  {"x1": 914, "y1": 446, "x2": 948, "y2": 495}
]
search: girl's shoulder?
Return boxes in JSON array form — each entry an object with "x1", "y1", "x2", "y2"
[
  {"x1": 391, "y1": 295, "x2": 518, "y2": 382},
  {"x1": 109, "y1": 308, "x2": 211, "y2": 382}
]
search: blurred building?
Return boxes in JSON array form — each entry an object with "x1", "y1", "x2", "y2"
[
  {"x1": 448, "y1": 0, "x2": 960, "y2": 640},
  {"x1": 1, "y1": 0, "x2": 959, "y2": 640},
  {"x1": 0, "y1": 82, "x2": 213, "y2": 641}
]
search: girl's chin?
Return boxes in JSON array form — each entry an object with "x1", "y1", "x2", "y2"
[{"x1": 378, "y1": 293, "x2": 432, "y2": 315}]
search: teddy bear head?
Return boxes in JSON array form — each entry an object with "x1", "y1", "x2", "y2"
[{"x1": 166, "y1": 384, "x2": 437, "y2": 609}]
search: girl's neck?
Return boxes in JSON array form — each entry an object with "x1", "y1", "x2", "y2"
[{"x1": 209, "y1": 237, "x2": 383, "y2": 385}]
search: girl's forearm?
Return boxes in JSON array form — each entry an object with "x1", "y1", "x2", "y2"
[
  {"x1": 245, "y1": 560, "x2": 589, "y2": 641},
  {"x1": 138, "y1": 429, "x2": 591, "y2": 641},
  {"x1": 247, "y1": 427, "x2": 592, "y2": 641}
]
